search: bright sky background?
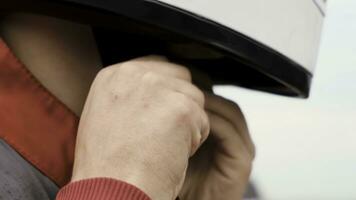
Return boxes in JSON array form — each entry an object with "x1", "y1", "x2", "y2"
[{"x1": 214, "y1": 0, "x2": 356, "y2": 199}]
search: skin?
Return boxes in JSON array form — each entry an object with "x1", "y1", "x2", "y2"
[
  {"x1": 73, "y1": 56, "x2": 210, "y2": 200},
  {"x1": 0, "y1": 13, "x2": 102, "y2": 116},
  {"x1": 180, "y1": 93, "x2": 255, "y2": 200},
  {"x1": 0, "y1": 13, "x2": 254, "y2": 200}
]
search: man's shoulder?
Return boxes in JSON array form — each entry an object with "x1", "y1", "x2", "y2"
[{"x1": 0, "y1": 139, "x2": 58, "y2": 200}]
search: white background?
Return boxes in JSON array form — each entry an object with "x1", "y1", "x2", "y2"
[{"x1": 215, "y1": 0, "x2": 356, "y2": 199}]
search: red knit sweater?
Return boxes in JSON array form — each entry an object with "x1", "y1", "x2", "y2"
[{"x1": 56, "y1": 178, "x2": 151, "y2": 200}]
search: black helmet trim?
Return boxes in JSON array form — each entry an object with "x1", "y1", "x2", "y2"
[{"x1": 1, "y1": 0, "x2": 312, "y2": 97}]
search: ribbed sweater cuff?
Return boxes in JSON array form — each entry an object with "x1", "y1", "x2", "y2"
[{"x1": 56, "y1": 178, "x2": 151, "y2": 200}]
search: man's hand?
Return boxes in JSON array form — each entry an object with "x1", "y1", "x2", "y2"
[
  {"x1": 179, "y1": 93, "x2": 255, "y2": 200},
  {"x1": 71, "y1": 56, "x2": 210, "y2": 200}
]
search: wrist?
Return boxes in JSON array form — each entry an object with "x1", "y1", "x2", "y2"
[
  {"x1": 71, "y1": 163, "x2": 175, "y2": 200},
  {"x1": 57, "y1": 178, "x2": 151, "y2": 200}
]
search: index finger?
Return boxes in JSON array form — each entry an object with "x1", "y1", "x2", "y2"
[{"x1": 131, "y1": 55, "x2": 192, "y2": 82}]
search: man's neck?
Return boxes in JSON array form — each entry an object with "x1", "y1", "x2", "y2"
[{"x1": 0, "y1": 13, "x2": 102, "y2": 116}]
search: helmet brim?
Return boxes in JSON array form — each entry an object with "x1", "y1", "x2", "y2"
[{"x1": 1, "y1": 0, "x2": 313, "y2": 97}]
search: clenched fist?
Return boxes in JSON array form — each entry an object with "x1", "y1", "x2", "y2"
[{"x1": 71, "y1": 56, "x2": 210, "y2": 200}]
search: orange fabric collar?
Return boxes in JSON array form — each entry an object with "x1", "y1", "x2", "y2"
[{"x1": 0, "y1": 38, "x2": 79, "y2": 186}]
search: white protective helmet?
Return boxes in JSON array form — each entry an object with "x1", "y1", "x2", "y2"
[{"x1": 1, "y1": 0, "x2": 326, "y2": 97}]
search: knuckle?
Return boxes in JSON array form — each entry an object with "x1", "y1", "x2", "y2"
[
  {"x1": 172, "y1": 93, "x2": 194, "y2": 118},
  {"x1": 201, "y1": 113, "x2": 210, "y2": 139},
  {"x1": 194, "y1": 87, "x2": 205, "y2": 105},
  {"x1": 238, "y1": 154, "x2": 253, "y2": 176},
  {"x1": 118, "y1": 61, "x2": 141, "y2": 74},
  {"x1": 227, "y1": 99, "x2": 243, "y2": 114},
  {"x1": 141, "y1": 71, "x2": 162, "y2": 86},
  {"x1": 190, "y1": 139, "x2": 200, "y2": 155},
  {"x1": 245, "y1": 159, "x2": 253, "y2": 174},
  {"x1": 97, "y1": 65, "x2": 115, "y2": 78},
  {"x1": 179, "y1": 67, "x2": 192, "y2": 81},
  {"x1": 250, "y1": 142, "x2": 257, "y2": 160},
  {"x1": 94, "y1": 66, "x2": 118, "y2": 86},
  {"x1": 242, "y1": 162, "x2": 253, "y2": 180},
  {"x1": 178, "y1": 95, "x2": 195, "y2": 115}
]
